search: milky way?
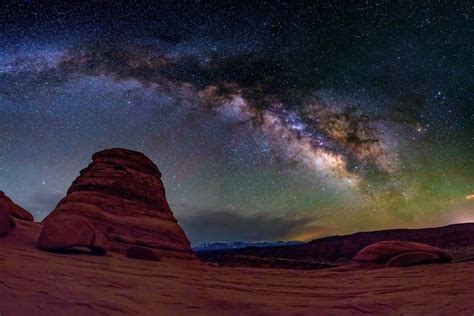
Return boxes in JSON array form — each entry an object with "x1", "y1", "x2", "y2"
[{"x1": 0, "y1": 2, "x2": 472, "y2": 244}]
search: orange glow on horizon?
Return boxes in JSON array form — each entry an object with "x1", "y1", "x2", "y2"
[{"x1": 288, "y1": 227, "x2": 335, "y2": 242}]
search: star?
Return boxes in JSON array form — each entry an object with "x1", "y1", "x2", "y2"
[{"x1": 0, "y1": 1, "x2": 471, "y2": 244}]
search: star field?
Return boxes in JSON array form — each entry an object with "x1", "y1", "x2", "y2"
[{"x1": 0, "y1": 1, "x2": 472, "y2": 245}]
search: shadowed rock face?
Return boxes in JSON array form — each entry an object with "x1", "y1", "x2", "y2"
[
  {"x1": 39, "y1": 148, "x2": 195, "y2": 259},
  {"x1": 38, "y1": 213, "x2": 110, "y2": 254},
  {"x1": 0, "y1": 191, "x2": 34, "y2": 221},
  {"x1": 0, "y1": 208, "x2": 15, "y2": 236},
  {"x1": 354, "y1": 241, "x2": 452, "y2": 266},
  {"x1": 126, "y1": 246, "x2": 161, "y2": 261},
  {"x1": 386, "y1": 252, "x2": 442, "y2": 267}
]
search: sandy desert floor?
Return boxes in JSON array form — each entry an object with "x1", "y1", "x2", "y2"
[{"x1": 1, "y1": 220, "x2": 474, "y2": 315}]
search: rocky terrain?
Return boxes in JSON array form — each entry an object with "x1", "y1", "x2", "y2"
[
  {"x1": 198, "y1": 222, "x2": 474, "y2": 267},
  {"x1": 0, "y1": 190, "x2": 34, "y2": 237},
  {"x1": 2, "y1": 219, "x2": 474, "y2": 315},
  {"x1": 1, "y1": 148, "x2": 473, "y2": 314}
]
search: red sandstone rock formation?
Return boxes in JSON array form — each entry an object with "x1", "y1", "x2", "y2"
[
  {"x1": 2, "y1": 219, "x2": 474, "y2": 314},
  {"x1": 0, "y1": 208, "x2": 15, "y2": 236},
  {"x1": 38, "y1": 148, "x2": 195, "y2": 259},
  {"x1": 354, "y1": 241, "x2": 452, "y2": 265},
  {"x1": 0, "y1": 191, "x2": 34, "y2": 221},
  {"x1": 38, "y1": 213, "x2": 110, "y2": 254}
]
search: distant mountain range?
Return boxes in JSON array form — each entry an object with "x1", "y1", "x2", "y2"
[
  {"x1": 196, "y1": 223, "x2": 474, "y2": 268},
  {"x1": 193, "y1": 240, "x2": 304, "y2": 252}
]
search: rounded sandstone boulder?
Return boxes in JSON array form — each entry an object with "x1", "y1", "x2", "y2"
[
  {"x1": 354, "y1": 241, "x2": 452, "y2": 264},
  {"x1": 38, "y1": 213, "x2": 109, "y2": 254}
]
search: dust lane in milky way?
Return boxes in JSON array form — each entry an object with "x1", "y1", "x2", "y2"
[{"x1": 0, "y1": 2, "x2": 472, "y2": 244}]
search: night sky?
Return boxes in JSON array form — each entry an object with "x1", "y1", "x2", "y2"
[{"x1": 0, "y1": 2, "x2": 472, "y2": 245}]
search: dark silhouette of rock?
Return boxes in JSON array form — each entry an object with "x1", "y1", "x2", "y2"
[
  {"x1": 198, "y1": 223, "x2": 474, "y2": 266},
  {"x1": 0, "y1": 191, "x2": 34, "y2": 221},
  {"x1": 0, "y1": 208, "x2": 15, "y2": 236},
  {"x1": 386, "y1": 252, "x2": 442, "y2": 267},
  {"x1": 354, "y1": 241, "x2": 452, "y2": 264},
  {"x1": 38, "y1": 213, "x2": 110, "y2": 254},
  {"x1": 39, "y1": 148, "x2": 195, "y2": 259},
  {"x1": 126, "y1": 246, "x2": 161, "y2": 261}
]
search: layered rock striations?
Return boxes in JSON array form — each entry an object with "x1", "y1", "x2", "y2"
[
  {"x1": 38, "y1": 148, "x2": 195, "y2": 259},
  {"x1": 0, "y1": 191, "x2": 34, "y2": 221}
]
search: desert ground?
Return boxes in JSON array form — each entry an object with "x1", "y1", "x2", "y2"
[{"x1": 1, "y1": 220, "x2": 474, "y2": 315}]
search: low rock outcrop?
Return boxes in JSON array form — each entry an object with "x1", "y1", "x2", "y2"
[
  {"x1": 202, "y1": 223, "x2": 474, "y2": 266},
  {"x1": 354, "y1": 241, "x2": 452, "y2": 266},
  {"x1": 38, "y1": 213, "x2": 109, "y2": 254},
  {"x1": 0, "y1": 191, "x2": 34, "y2": 221},
  {"x1": 39, "y1": 148, "x2": 195, "y2": 259}
]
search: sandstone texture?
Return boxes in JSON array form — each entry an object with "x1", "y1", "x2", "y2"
[
  {"x1": 386, "y1": 252, "x2": 442, "y2": 267},
  {"x1": 39, "y1": 148, "x2": 195, "y2": 259},
  {"x1": 354, "y1": 240, "x2": 452, "y2": 265},
  {"x1": 0, "y1": 191, "x2": 34, "y2": 221},
  {"x1": 38, "y1": 213, "x2": 109, "y2": 254},
  {"x1": 0, "y1": 208, "x2": 14, "y2": 236},
  {"x1": 126, "y1": 246, "x2": 161, "y2": 261},
  {"x1": 1, "y1": 221, "x2": 474, "y2": 315}
]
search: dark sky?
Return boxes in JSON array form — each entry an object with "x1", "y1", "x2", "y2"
[{"x1": 0, "y1": 1, "x2": 472, "y2": 245}]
